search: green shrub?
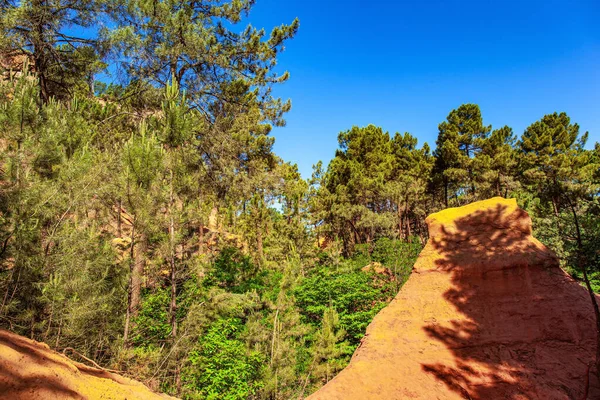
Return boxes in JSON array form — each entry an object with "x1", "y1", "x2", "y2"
[
  {"x1": 294, "y1": 268, "x2": 395, "y2": 345},
  {"x1": 182, "y1": 318, "x2": 265, "y2": 400}
]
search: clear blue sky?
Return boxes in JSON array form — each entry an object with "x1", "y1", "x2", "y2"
[{"x1": 245, "y1": 0, "x2": 600, "y2": 178}]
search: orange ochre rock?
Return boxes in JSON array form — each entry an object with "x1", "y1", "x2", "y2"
[
  {"x1": 0, "y1": 329, "x2": 177, "y2": 399},
  {"x1": 308, "y1": 197, "x2": 599, "y2": 400}
]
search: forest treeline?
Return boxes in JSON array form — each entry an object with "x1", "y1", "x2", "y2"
[{"x1": 1, "y1": 0, "x2": 599, "y2": 398}]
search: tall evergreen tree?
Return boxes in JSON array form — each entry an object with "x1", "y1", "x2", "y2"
[
  {"x1": 474, "y1": 125, "x2": 518, "y2": 198},
  {"x1": 433, "y1": 104, "x2": 491, "y2": 206},
  {"x1": 108, "y1": 0, "x2": 298, "y2": 125},
  {"x1": 388, "y1": 132, "x2": 433, "y2": 239},
  {"x1": 311, "y1": 306, "x2": 346, "y2": 385},
  {"x1": 324, "y1": 125, "x2": 395, "y2": 252},
  {"x1": 518, "y1": 112, "x2": 585, "y2": 215},
  {"x1": 0, "y1": 0, "x2": 107, "y2": 101},
  {"x1": 518, "y1": 112, "x2": 600, "y2": 380}
]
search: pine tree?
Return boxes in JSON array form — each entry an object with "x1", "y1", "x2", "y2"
[
  {"x1": 474, "y1": 125, "x2": 518, "y2": 198},
  {"x1": 433, "y1": 104, "x2": 491, "y2": 206},
  {"x1": 388, "y1": 132, "x2": 433, "y2": 240},
  {"x1": 312, "y1": 305, "x2": 346, "y2": 384},
  {"x1": 262, "y1": 262, "x2": 310, "y2": 400},
  {"x1": 518, "y1": 112, "x2": 584, "y2": 215},
  {"x1": 519, "y1": 112, "x2": 600, "y2": 380},
  {"x1": 0, "y1": 0, "x2": 107, "y2": 102},
  {"x1": 108, "y1": 0, "x2": 298, "y2": 125},
  {"x1": 323, "y1": 125, "x2": 395, "y2": 252}
]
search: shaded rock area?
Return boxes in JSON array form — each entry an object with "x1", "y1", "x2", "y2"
[
  {"x1": 308, "y1": 197, "x2": 599, "y2": 399},
  {"x1": 0, "y1": 329, "x2": 176, "y2": 399}
]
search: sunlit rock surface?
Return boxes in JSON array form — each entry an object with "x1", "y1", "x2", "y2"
[
  {"x1": 308, "y1": 197, "x2": 599, "y2": 399},
  {"x1": 0, "y1": 329, "x2": 176, "y2": 399}
]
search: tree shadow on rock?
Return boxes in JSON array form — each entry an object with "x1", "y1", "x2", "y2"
[{"x1": 420, "y1": 203, "x2": 599, "y2": 399}]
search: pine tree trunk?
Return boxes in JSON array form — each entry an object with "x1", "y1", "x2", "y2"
[
  {"x1": 444, "y1": 178, "x2": 449, "y2": 208},
  {"x1": 404, "y1": 199, "x2": 411, "y2": 239},
  {"x1": 169, "y1": 170, "x2": 177, "y2": 338},
  {"x1": 130, "y1": 233, "x2": 146, "y2": 319},
  {"x1": 175, "y1": 364, "x2": 182, "y2": 395},
  {"x1": 32, "y1": 1, "x2": 49, "y2": 104},
  {"x1": 117, "y1": 198, "x2": 122, "y2": 238},
  {"x1": 123, "y1": 218, "x2": 136, "y2": 347},
  {"x1": 397, "y1": 200, "x2": 403, "y2": 239},
  {"x1": 197, "y1": 187, "x2": 205, "y2": 254},
  {"x1": 552, "y1": 197, "x2": 560, "y2": 217}
]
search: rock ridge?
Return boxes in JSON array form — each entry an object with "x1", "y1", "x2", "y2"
[
  {"x1": 307, "y1": 197, "x2": 599, "y2": 400},
  {"x1": 0, "y1": 329, "x2": 176, "y2": 399}
]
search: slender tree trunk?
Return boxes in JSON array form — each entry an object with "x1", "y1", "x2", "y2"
[
  {"x1": 175, "y1": 364, "x2": 182, "y2": 396},
  {"x1": 568, "y1": 199, "x2": 600, "y2": 381},
  {"x1": 55, "y1": 316, "x2": 62, "y2": 348},
  {"x1": 496, "y1": 175, "x2": 502, "y2": 197},
  {"x1": 397, "y1": 200, "x2": 403, "y2": 239},
  {"x1": 170, "y1": 61, "x2": 178, "y2": 85},
  {"x1": 43, "y1": 302, "x2": 53, "y2": 341},
  {"x1": 270, "y1": 310, "x2": 280, "y2": 400},
  {"x1": 34, "y1": 52, "x2": 49, "y2": 104},
  {"x1": 255, "y1": 195, "x2": 264, "y2": 262},
  {"x1": 444, "y1": 178, "x2": 449, "y2": 208},
  {"x1": 404, "y1": 199, "x2": 411, "y2": 239},
  {"x1": 270, "y1": 309, "x2": 279, "y2": 367},
  {"x1": 552, "y1": 197, "x2": 560, "y2": 217},
  {"x1": 169, "y1": 170, "x2": 177, "y2": 338},
  {"x1": 349, "y1": 219, "x2": 360, "y2": 248},
  {"x1": 197, "y1": 185, "x2": 205, "y2": 254},
  {"x1": 32, "y1": 2, "x2": 49, "y2": 104},
  {"x1": 123, "y1": 217, "x2": 136, "y2": 347},
  {"x1": 117, "y1": 198, "x2": 122, "y2": 238},
  {"x1": 130, "y1": 233, "x2": 146, "y2": 318},
  {"x1": 3, "y1": 266, "x2": 21, "y2": 323}
]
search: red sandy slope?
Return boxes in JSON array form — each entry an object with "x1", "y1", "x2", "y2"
[
  {"x1": 308, "y1": 197, "x2": 599, "y2": 400},
  {"x1": 0, "y1": 329, "x2": 176, "y2": 399}
]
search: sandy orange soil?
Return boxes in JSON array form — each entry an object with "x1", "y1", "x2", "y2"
[
  {"x1": 308, "y1": 197, "x2": 600, "y2": 399},
  {"x1": 0, "y1": 329, "x2": 177, "y2": 399}
]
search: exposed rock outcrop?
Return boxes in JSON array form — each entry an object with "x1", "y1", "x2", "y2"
[
  {"x1": 308, "y1": 197, "x2": 599, "y2": 399},
  {"x1": 0, "y1": 329, "x2": 176, "y2": 399}
]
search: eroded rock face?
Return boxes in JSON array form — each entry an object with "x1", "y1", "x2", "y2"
[
  {"x1": 0, "y1": 329, "x2": 176, "y2": 399},
  {"x1": 308, "y1": 197, "x2": 598, "y2": 400}
]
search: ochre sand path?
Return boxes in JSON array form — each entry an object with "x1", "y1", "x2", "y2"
[
  {"x1": 0, "y1": 329, "x2": 176, "y2": 399},
  {"x1": 308, "y1": 197, "x2": 599, "y2": 399}
]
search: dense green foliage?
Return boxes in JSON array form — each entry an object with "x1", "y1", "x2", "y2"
[
  {"x1": 1, "y1": 1, "x2": 599, "y2": 398},
  {"x1": 184, "y1": 318, "x2": 265, "y2": 400}
]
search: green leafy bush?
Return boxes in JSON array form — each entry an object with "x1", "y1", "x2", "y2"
[
  {"x1": 132, "y1": 288, "x2": 172, "y2": 348},
  {"x1": 182, "y1": 318, "x2": 265, "y2": 400},
  {"x1": 294, "y1": 268, "x2": 395, "y2": 345}
]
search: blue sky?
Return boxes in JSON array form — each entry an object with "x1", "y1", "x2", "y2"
[{"x1": 244, "y1": 0, "x2": 600, "y2": 178}]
